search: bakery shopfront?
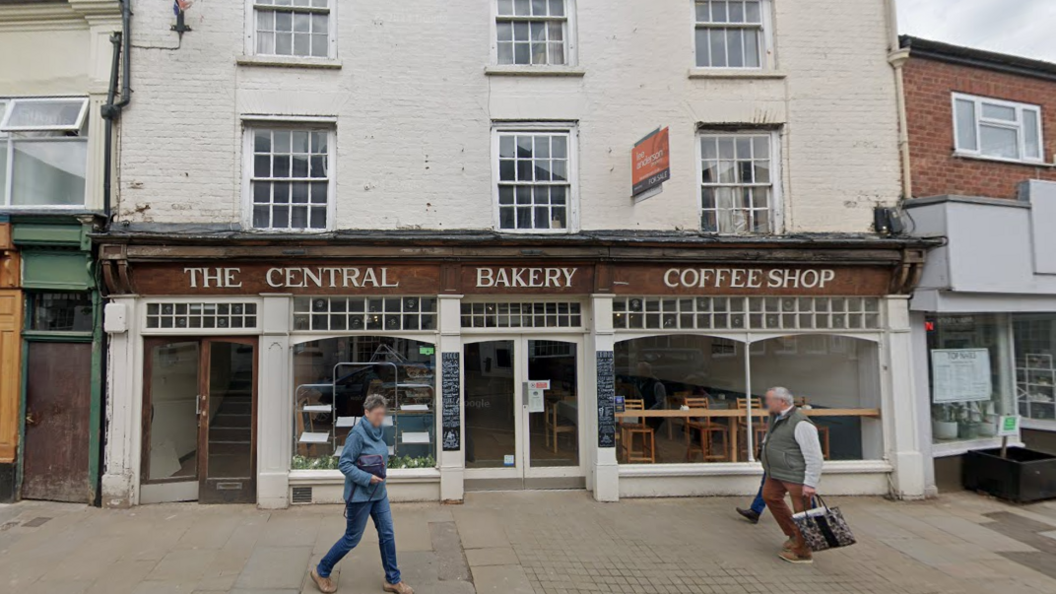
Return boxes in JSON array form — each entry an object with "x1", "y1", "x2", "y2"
[{"x1": 96, "y1": 236, "x2": 931, "y2": 507}]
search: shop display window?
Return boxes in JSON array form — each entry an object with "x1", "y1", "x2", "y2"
[
  {"x1": 292, "y1": 337, "x2": 436, "y2": 470},
  {"x1": 614, "y1": 334, "x2": 882, "y2": 464},
  {"x1": 1013, "y1": 314, "x2": 1056, "y2": 422},
  {"x1": 927, "y1": 314, "x2": 1013, "y2": 443}
]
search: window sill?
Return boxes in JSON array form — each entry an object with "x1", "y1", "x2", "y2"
[
  {"x1": 236, "y1": 55, "x2": 343, "y2": 70},
  {"x1": 932, "y1": 437, "x2": 1025, "y2": 458},
  {"x1": 289, "y1": 468, "x2": 440, "y2": 484},
  {"x1": 617, "y1": 460, "x2": 892, "y2": 478},
  {"x1": 1021, "y1": 418, "x2": 1056, "y2": 432},
  {"x1": 688, "y1": 68, "x2": 786, "y2": 80},
  {"x1": 485, "y1": 65, "x2": 586, "y2": 78},
  {"x1": 951, "y1": 151, "x2": 1054, "y2": 168}
]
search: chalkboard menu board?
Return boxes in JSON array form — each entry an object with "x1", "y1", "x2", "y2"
[
  {"x1": 597, "y1": 351, "x2": 616, "y2": 448},
  {"x1": 441, "y1": 352, "x2": 461, "y2": 452}
]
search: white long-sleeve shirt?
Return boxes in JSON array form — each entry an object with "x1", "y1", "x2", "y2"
[{"x1": 794, "y1": 421, "x2": 824, "y2": 489}]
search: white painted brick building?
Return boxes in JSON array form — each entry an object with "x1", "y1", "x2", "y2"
[
  {"x1": 101, "y1": 0, "x2": 934, "y2": 509},
  {"x1": 116, "y1": 0, "x2": 901, "y2": 233}
]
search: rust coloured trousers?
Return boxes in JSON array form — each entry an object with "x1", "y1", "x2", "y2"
[{"x1": 761, "y1": 477, "x2": 812, "y2": 557}]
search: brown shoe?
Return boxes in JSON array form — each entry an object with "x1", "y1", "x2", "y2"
[
  {"x1": 384, "y1": 581, "x2": 414, "y2": 594},
  {"x1": 311, "y1": 568, "x2": 337, "y2": 593},
  {"x1": 782, "y1": 538, "x2": 796, "y2": 552},
  {"x1": 778, "y1": 550, "x2": 813, "y2": 564}
]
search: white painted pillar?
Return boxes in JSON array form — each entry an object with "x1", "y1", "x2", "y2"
[
  {"x1": 884, "y1": 296, "x2": 927, "y2": 499},
  {"x1": 591, "y1": 294, "x2": 619, "y2": 502},
  {"x1": 257, "y1": 294, "x2": 292, "y2": 509},
  {"x1": 438, "y1": 295, "x2": 464, "y2": 503},
  {"x1": 101, "y1": 295, "x2": 138, "y2": 508}
]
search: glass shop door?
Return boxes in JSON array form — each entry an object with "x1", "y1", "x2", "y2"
[{"x1": 463, "y1": 336, "x2": 583, "y2": 490}]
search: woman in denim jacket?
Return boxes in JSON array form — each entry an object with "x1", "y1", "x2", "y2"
[{"x1": 311, "y1": 394, "x2": 413, "y2": 594}]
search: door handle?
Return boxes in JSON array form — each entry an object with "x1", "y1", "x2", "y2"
[{"x1": 25, "y1": 412, "x2": 38, "y2": 427}]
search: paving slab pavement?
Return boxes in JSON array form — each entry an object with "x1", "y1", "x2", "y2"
[{"x1": 2, "y1": 492, "x2": 1056, "y2": 593}]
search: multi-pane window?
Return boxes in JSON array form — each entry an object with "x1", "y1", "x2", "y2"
[
  {"x1": 695, "y1": 0, "x2": 766, "y2": 69},
  {"x1": 249, "y1": 127, "x2": 332, "y2": 231},
  {"x1": 461, "y1": 302, "x2": 582, "y2": 329},
  {"x1": 293, "y1": 297, "x2": 438, "y2": 332},
  {"x1": 612, "y1": 297, "x2": 882, "y2": 332},
  {"x1": 496, "y1": 129, "x2": 573, "y2": 232},
  {"x1": 145, "y1": 302, "x2": 259, "y2": 330},
  {"x1": 496, "y1": 0, "x2": 569, "y2": 66},
  {"x1": 0, "y1": 97, "x2": 90, "y2": 208},
  {"x1": 28, "y1": 292, "x2": 93, "y2": 332},
  {"x1": 253, "y1": 0, "x2": 331, "y2": 59},
  {"x1": 699, "y1": 132, "x2": 776, "y2": 234},
  {"x1": 953, "y1": 93, "x2": 1044, "y2": 163}
]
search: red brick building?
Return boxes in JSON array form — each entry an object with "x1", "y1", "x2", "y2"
[
  {"x1": 902, "y1": 36, "x2": 1056, "y2": 200},
  {"x1": 902, "y1": 37, "x2": 1056, "y2": 496}
]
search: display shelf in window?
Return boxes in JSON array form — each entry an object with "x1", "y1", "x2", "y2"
[
  {"x1": 1017, "y1": 353, "x2": 1056, "y2": 421},
  {"x1": 295, "y1": 383, "x2": 334, "y2": 457}
]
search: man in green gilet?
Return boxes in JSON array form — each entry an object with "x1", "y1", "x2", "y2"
[{"x1": 760, "y1": 386, "x2": 823, "y2": 564}]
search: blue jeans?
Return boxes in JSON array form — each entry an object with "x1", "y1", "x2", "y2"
[
  {"x1": 750, "y1": 474, "x2": 767, "y2": 515},
  {"x1": 317, "y1": 497, "x2": 401, "y2": 584}
]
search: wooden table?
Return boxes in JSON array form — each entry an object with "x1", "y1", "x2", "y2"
[{"x1": 613, "y1": 408, "x2": 881, "y2": 462}]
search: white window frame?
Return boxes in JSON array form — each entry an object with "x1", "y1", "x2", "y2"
[
  {"x1": 491, "y1": 122, "x2": 579, "y2": 235},
  {"x1": 490, "y1": 0, "x2": 578, "y2": 67},
  {"x1": 951, "y1": 92, "x2": 1045, "y2": 164},
  {"x1": 246, "y1": 0, "x2": 337, "y2": 61},
  {"x1": 695, "y1": 129, "x2": 783, "y2": 235},
  {"x1": 240, "y1": 118, "x2": 337, "y2": 233},
  {"x1": 692, "y1": 0, "x2": 774, "y2": 71},
  {"x1": 0, "y1": 97, "x2": 89, "y2": 133},
  {"x1": 0, "y1": 97, "x2": 91, "y2": 210}
]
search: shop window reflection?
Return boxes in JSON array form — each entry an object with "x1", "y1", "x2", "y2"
[
  {"x1": 292, "y1": 336, "x2": 437, "y2": 470},
  {"x1": 614, "y1": 334, "x2": 882, "y2": 464},
  {"x1": 927, "y1": 314, "x2": 1012, "y2": 443}
]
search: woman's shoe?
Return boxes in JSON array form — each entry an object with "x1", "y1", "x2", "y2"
[
  {"x1": 310, "y1": 568, "x2": 337, "y2": 593},
  {"x1": 384, "y1": 581, "x2": 414, "y2": 594}
]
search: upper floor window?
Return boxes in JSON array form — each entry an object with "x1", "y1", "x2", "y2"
[
  {"x1": 245, "y1": 125, "x2": 333, "y2": 231},
  {"x1": 0, "y1": 97, "x2": 90, "y2": 209},
  {"x1": 494, "y1": 125, "x2": 576, "y2": 233},
  {"x1": 953, "y1": 93, "x2": 1044, "y2": 163},
  {"x1": 495, "y1": 0, "x2": 571, "y2": 66},
  {"x1": 252, "y1": 0, "x2": 333, "y2": 59},
  {"x1": 694, "y1": 0, "x2": 769, "y2": 69},
  {"x1": 698, "y1": 131, "x2": 780, "y2": 234}
]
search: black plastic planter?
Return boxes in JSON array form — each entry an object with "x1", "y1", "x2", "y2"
[{"x1": 963, "y1": 447, "x2": 1056, "y2": 503}]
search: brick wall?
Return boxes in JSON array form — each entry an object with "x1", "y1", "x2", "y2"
[
  {"x1": 118, "y1": 0, "x2": 901, "y2": 233},
  {"x1": 904, "y1": 56, "x2": 1056, "y2": 200}
]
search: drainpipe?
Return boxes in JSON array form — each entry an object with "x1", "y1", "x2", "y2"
[
  {"x1": 885, "y1": 0, "x2": 913, "y2": 201},
  {"x1": 101, "y1": 0, "x2": 132, "y2": 227}
]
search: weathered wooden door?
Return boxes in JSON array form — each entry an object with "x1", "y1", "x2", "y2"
[
  {"x1": 21, "y1": 342, "x2": 92, "y2": 502},
  {"x1": 0, "y1": 291, "x2": 20, "y2": 466}
]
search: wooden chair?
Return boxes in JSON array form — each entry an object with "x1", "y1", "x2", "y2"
[
  {"x1": 619, "y1": 399, "x2": 656, "y2": 463},
  {"x1": 795, "y1": 396, "x2": 832, "y2": 460},
  {"x1": 545, "y1": 398, "x2": 577, "y2": 453},
  {"x1": 683, "y1": 397, "x2": 730, "y2": 462},
  {"x1": 737, "y1": 397, "x2": 769, "y2": 459}
]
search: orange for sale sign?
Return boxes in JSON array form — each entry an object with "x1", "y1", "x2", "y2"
[{"x1": 632, "y1": 127, "x2": 671, "y2": 199}]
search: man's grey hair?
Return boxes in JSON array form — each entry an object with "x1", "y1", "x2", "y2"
[
  {"x1": 768, "y1": 386, "x2": 794, "y2": 405},
  {"x1": 364, "y1": 394, "x2": 388, "y2": 412}
]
